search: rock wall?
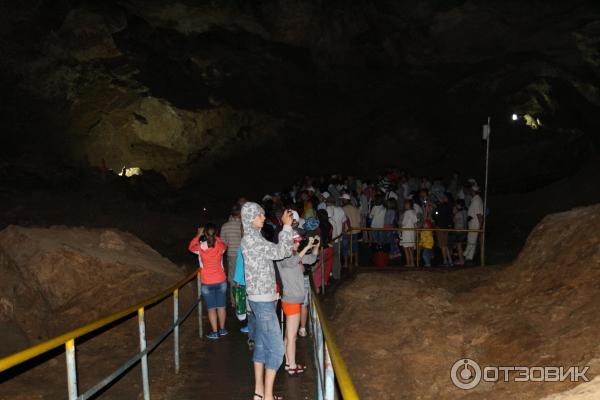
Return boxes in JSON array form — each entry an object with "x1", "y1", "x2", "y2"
[
  {"x1": 332, "y1": 203, "x2": 600, "y2": 399},
  {"x1": 0, "y1": 225, "x2": 186, "y2": 355}
]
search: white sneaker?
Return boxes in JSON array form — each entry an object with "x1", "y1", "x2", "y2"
[{"x1": 298, "y1": 327, "x2": 307, "y2": 337}]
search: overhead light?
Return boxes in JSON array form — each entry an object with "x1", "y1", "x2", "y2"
[{"x1": 511, "y1": 114, "x2": 518, "y2": 121}]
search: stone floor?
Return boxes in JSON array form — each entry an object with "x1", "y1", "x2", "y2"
[{"x1": 161, "y1": 310, "x2": 316, "y2": 400}]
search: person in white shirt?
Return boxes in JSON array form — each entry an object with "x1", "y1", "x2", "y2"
[
  {"x1": 412, "y1": 200, "x2": 423, "y2": 228},
  {"x1": 401, "y1": 199, "x2": 418, "y2": 267},
  {"x1": 340, "y1": 193, "x2": 361, "y2": 273},
  {"x1": 326, "y1": 196, "x2": 347, "y2": 280},
  {"x1": 464, "y1": 185, "x2": 484, "y2": 263},
  {"x1": 369, "y1": 195, "x2": 386, "y2": 246},
  {"x1": 358, "y1": 185, "x2": 370, "y2": 242},
  {"x1": 317, "y1": 192, "x2": 329, "y2": 210}
]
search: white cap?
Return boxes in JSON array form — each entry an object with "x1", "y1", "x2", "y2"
[
  {"x1": 322, "y1": 192, "x2": 331, "y2": 199},
  {"x1": 340, "y1": 193, "x2": 351, "y2": 200},
  {"x1": 307, "y1": 186, "x2": 316, "y2": 192},
  {"x1": 291, "y1": 210, "x2": 300, "y2": 222},
  {"x1": 262, "y1": 194, "x2": 273, "y2": 201},
  {"x1": 467, "y1": 178, "x2": 477, "y2": 184}
]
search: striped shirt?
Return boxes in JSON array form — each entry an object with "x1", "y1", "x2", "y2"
[{"x1": 221, "y1": 217, "x2": 242, "y2": 255}]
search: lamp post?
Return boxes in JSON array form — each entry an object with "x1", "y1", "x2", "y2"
[{"x1": 481, "y1": 117, "x2": 491, "y2": 266}]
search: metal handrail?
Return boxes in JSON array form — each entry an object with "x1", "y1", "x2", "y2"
[
  {"x1": 349, "y1": 227, "x2": 483, "y2": 233},
  {"x1": 0, "y1": 269, "x2": 203, "y2": 400},
  {"x1": 309, "y1": 273, "x2": 360, "y2": 399},
  {"x1": 347, "y1": 226, "x2": 486, "y2": 267}
]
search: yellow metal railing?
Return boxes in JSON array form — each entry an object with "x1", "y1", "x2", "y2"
[
  {"x1": 0, "y1": 270, "x2": 203, "y2": 400},
  {"x1": 347, "y1": 226, "x2": 486, "y2": 267},
  {"x1": 308, "y1": 224, "x2": 485, "y2": 399},
  {"x1": 309, "y1": 268, "x2": 360, "y2": 399}
]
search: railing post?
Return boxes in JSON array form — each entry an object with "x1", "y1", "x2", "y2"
[
  {"x1": 324, "y1": 343, "x2": 335, "y2": 400},
  {"x1": 138, "y1": 307, "x2": 150, "y2": 400},
  {"x1": 197, "y1": 271, "x2": 203, "y2": 338},
  {"x1": 480, "y1": 226, "x2": 486, "y2": 266},
  {"x1": 173, "y1": 289, "x2": 180, "y2": 373},
  {"x1": 349, "y1": 230, "x2": 353, "y2": 272},
  {"x1": 416, "y1": 228, "x2": 421, "y2": 268},
  {"x1": 65, "y1": 339, "x2": 78, "y2": 400}
]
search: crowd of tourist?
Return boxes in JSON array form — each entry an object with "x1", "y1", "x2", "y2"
[{"x1": 187, "y1": 169, "x2": 485, "y2": 400}]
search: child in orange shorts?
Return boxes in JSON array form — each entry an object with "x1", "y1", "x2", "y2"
[{"x1": 276, "y1": 233, "x2": 319, "y2": 375}]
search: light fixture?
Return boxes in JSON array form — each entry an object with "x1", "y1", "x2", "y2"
[{"x1": 511, "y1": 114, "x2": 518, "y2": 121}]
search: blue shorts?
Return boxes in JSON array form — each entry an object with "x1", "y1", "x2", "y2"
[
  {"x1": 341, "y1": 233, "x2": 360, "y2": 256},
  {"x1": 248, "y1": 300, "x2": 284, "y2": 371},
  {"x1": 201, "y1": 281, "x2": 227, "y2": 309}
]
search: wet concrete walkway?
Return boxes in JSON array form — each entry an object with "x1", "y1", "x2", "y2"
[{"x1": 161, "y1": 311, "x2": 315, "y2": 400}]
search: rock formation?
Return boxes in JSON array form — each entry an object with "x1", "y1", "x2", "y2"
[
  {"x1": 0, "y1": 225, "x2": 186, "y2": 355},
  {"x1": 1, "y1": 1, "x2": 599, "y2": 186},
  {"x1": 331, "y1": 203, "x2": 600, "y2": 399}
]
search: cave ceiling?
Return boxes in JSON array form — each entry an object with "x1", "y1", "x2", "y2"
[{"x1": 1, "y1": 0, "x2": 599, "y2": 187}]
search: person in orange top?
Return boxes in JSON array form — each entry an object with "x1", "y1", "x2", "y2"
[{"x1": 189, "y1": 223, "x2": 228, "y2": 340}]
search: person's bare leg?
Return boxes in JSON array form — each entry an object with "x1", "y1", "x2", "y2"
[
  {"x1": 264, "y1": 368, "x2": 277, "y2": 400},
  {"x1": 457, "y1": 243, "x2": 465, "y2": 264},
  {"x1": 285, "y1": 314, "x2": 300, "y2": 368},
  {"x1": 217, "y1": 307, "x2": 226, "y2": 329},
  {"x1": 440, "y1": 247, "x2": 446, "y2": 263},
  {"x1": 408, "y1": 248, "x2": 415, "y2": 266},
  {"x1": 254, "y1": 362, "x2": 264, "y2": 399},
  {"x1": 207, "y1": 309, "x2": 218, "y2": 332},
  {"x1": 283, "y1": 336, "x2": 289, "y2": 366},
  {"x1": 407, "y1": 248, "x2": 412, "y2": 266},
  {"x1": 300, "y1": 306, "x2": 308, "y2": 330}
]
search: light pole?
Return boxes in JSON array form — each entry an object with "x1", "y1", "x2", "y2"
[{"x1": 481, "y1": 117, "x2": 491, "y2": 266}]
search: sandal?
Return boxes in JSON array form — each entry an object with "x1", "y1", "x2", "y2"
[
  {"x1": 286, "y1": 363, "x2": 307, "y2": 376},
  {"x1": 253, "y1": 393, "x2": 283, "y2": 400}
]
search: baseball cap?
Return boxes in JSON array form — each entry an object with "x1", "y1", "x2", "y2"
[
  {"x1": 341, "y1": 193, "x2": 351, "y2": 200},
  {"x1": 291, "y1": 210, "x2": 300, "y2": 222}
]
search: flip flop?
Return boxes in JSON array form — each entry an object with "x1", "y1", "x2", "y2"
[{"x1": 286, "y1": 363, "x2": 307, "y2": 376}]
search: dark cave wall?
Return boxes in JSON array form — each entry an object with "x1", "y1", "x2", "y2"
[{"x1": 1, "y1": 0, "x2": 599, "y2": 188}]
